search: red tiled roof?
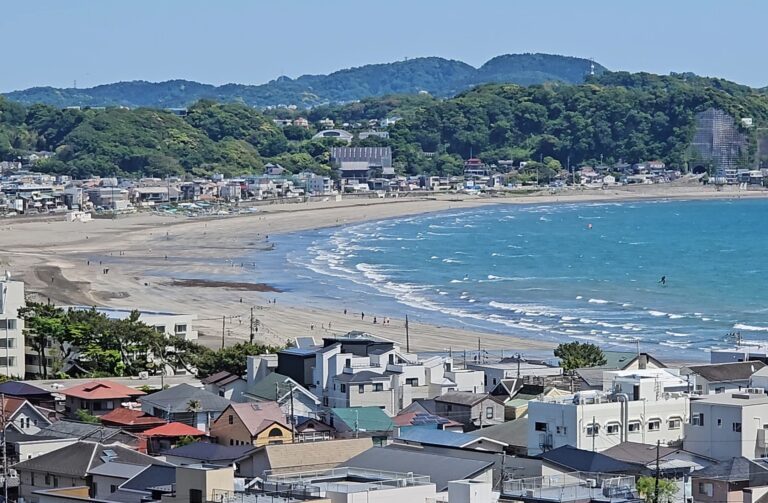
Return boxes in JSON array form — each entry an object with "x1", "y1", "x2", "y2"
[
  {"x1": 1, "y1": 396, "x2": 27, "y2": 420},
  {"x1": 100, "y1": 407, "x2": 167, "y2": 427},
  {"x1": 59, "y1": 381, "x2": 146, "y2": 400},
  {"x1": 143, "y1": 422, "x2": 205, "y2": 437}
]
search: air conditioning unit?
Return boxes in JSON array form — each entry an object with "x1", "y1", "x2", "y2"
[
  {"x1": 747, "y1": 388, "x2": 765, "y2": 394},
  {"x1": 525, "y1": 489, "x2": 535, "y2": 497},
  {"x1": 586, "y1": 479, "x2": 598, "y2": 488}
]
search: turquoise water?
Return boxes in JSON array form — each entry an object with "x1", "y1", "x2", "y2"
[{"x1": 257, "y1": 199, "x2": 768, "y2": 360}]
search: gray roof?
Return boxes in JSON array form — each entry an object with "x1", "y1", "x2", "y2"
[
  {"x1": 397, "y1": 428, "x2": 506, "y2": 448},
  {"x1": 435, "y1": 392, "x2": 490, "y2": 407},
  {"x1": 38, "y1": 420, "x2": 138, "y2": 444},
  {"x1": 694, "y1": 457, "x2": 768, "y2": 482},
  {"x1": 162, "y1": 442, "x2": 255, "y2": 462},
  {"x1": 343, "y1": 446, "x2": 493, "y2": 491},
  {"x1": 686, "y1": 361, "x2": 766, "y2": 382},
  {"x1": 120, "y1": 464, "x2": 176, "y2": 493},
  {"x1": 467, "y1": 417, "x2": 528, "y2": 447},
  {"x1": 601, "y1": 442, "x2": 680, "y2": 466},
  {"x1": 139, "y1": 383, "x2": 231, "y2": 413},
  {"x1": 541, "y1": 445, "x2": 642, "y2": 474},
  {"x1": 13, "y1": 441, "x2": 168, "y2": 478},
  {"x1": 87, "y1": 461, "x2": 148, "y2": 479},
  {"x1": 334, "y1": 371, "x2": 391, "y2": 384}
]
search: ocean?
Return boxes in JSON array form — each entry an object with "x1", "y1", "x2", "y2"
[{"x1": 253, "y1": 198, "x2": 768, "y2": 361}]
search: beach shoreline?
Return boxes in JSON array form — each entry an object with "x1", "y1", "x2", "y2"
[{"x1": 2, "y1": 184, "x2": 765, "y2": 355}]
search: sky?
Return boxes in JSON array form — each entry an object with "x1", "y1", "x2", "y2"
[{"x1": 2, "y1": 0, "x2": 767, "y2": 92}]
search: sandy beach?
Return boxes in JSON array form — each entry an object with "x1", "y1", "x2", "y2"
[{"x1": 2, "y1": 183, "x2": 766, "y2": 354}]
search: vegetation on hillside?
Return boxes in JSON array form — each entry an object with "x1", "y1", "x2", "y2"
[
  {"x1": 2, "y1": 72, "x2": 768, "y2": 179},
  {"x1": 3, "y1": 54, "x2": 604, "y2": 108}
]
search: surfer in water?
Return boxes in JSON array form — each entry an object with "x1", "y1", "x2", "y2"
[{"x1": 659, "y1": 275, "x2": 666, "y2": 286}]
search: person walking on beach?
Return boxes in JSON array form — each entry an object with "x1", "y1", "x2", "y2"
[
  {"x1": 373, "y1": 316, "x2": 377, "y2": 324},
  {"x1": 361, "y1": 312, "x2": 365, "y2": 321}
]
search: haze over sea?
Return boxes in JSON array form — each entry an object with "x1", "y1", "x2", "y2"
[{"x1": 256, "y1": 199, "x2": 768, "y2": 361}]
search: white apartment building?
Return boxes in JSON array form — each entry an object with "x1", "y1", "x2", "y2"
[
  {"x1": 684, "y1": 390, "x2": 768, "y2": 460},
  {"x1": 313, "y1": 339, "x2": 484, "y2": 414},
  {"x1": 527, "y1": 369, "x2": 690, "y2": 455},
  {"x1": 0, "y1": 273, "x2": 26, "y2": 377}
]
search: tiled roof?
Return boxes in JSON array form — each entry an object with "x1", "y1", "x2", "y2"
[
  {"x1": 393, "y1": 412, "x2": 461, "y2": 428},
  {"x1": 222, "y1": 402, "x2": 287, "y2": 436},
  {"x1": 0, "y1": 381, "x2": 51, "y2": 397},
  {"x1": 541, "y1": 445, "x2": 641, "y2": 474},
  {"x1": 263, "y1": 438, "x2": 372, "y2": 473},
  {"x1": 60, "y1": 380, "x2": 145, "y2": 400},
  {"x1": 694, "y1": 457, "x2": 768, "y2": 482},
  {"x1": 143, "y1": 422, "x2": 205, "y2": 437},
  {"x1": 434, "y1": 391, "x2": 489, "y2": 407},
  {"x1": 201, "y1": 371, "x2": 242, "y2": 387},
  {"x1": 466, "y1": 417, "x2": 528, "y2": 447},
  {"x1": 161, "y1": 442, "x2": 255, "y2": 462},
  {"x1": 331, "y1": 407, "x2": 393, "y2": 432},
  {"x1": 120, "y1": 465, "x2": 176, "y2": 493},
  {"x1": 245, "y1": 373, "x2": 294, "y2": 401},
  {"x1": 100, "y1": 408, "x2": 167, "y2": 427},
  {"x1": 686, "y1": 361, "x2": 766, "y2": 382},
  {"x1": 39, "y1": 420, "x2": 140, "y2": 445},
  {"x1": 87, "y1": 461, "x2": 147, "y2": 479},
  {"x1": 139, "y1": 383, "x2": 230, "y2": 413}
]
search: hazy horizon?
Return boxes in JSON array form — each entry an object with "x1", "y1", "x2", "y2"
[{"x1": 3, "y1": 0, "x2": 767, "y2": 92}]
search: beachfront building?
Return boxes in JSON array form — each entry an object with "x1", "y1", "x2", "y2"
[
  {"x1": 685, "y1": 390, "x2": 768, "y2": 460},
  {"x1": 681, "y1": 361, "x2": 766, "y2": 395},
  {"x1": 331, "y1": 146, "x2": 393, "y2": 184},
  {"x1": 527, "y1": 369, "x2": 690, "y2": 455},
  {"x1": 0, "y1": 273, "x2": 26, "y2": 378},
  {"x1": 467, "y1": 360, "x2": 563, "y2": 392}
]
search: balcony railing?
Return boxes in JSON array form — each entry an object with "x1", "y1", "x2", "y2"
[{"x1": 502, "y1": 472, "x2": 636, "y2": 502}]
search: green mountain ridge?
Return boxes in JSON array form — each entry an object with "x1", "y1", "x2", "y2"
[{"x1": 3, "y1": 53, "x2": 605, "y2": 109}]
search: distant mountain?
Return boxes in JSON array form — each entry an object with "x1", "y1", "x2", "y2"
[{"x1": 3, "y1": 53, "x2": 606, "y2": 108}]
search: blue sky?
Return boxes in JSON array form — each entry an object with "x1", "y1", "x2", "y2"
[{"x1": 2, "y1": 0, "x2": 766, "y2": 92}]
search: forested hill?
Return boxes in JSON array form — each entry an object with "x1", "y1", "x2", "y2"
[
  {"x1": 3, "y1": 72, "x2": 767, "y2": 180},
  {"x1": 3, "y1": 53, "x2": 605, "y2": 108}
]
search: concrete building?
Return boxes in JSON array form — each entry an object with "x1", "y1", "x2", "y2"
[
  {"x1": 682, "y1": 361, "x2": 765, "y2": 395},
  {"x1": 466, "y1": 361, "x2": 563, "y2": 392},
  {"x1": 434, "y1": 392, "x2": 506, "y2": 429},
  {"x1": 0, "y1": 273, "x2": 26, "y2": 377},
  {"x1": 685, "y1": 390, "x2": 768, "y2": 460},
  {"x1": 527, "y1": 369, "x2": 690, "y2": 455},
  {"x1": 162, "y1": 464, "x2": 235, "y2": 503}
]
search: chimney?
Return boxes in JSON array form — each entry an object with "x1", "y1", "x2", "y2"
[{"x1": 638, "y1": 354, "x2": 648, "y2": 370}]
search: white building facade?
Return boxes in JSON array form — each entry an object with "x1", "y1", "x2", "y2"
[{"x1": 0, "y1": 274, "x2": 26, "y2": 377}]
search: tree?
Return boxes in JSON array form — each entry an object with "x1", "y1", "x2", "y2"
[
  {"x1": 192, "y1": 342, "x2": 284, "y2": 378},
  {"x1": 18, "y1": 302, "x2": 67, "y2": 378},
  {"x1": 636, "y1": 476, "x2": 677, "y2": 503},
  {"x1": 554, "y1": 342, "x2": 606, "y2": 373},
  {"x1": 75, "y1": 409, "x2": 100, "y2": 424}
]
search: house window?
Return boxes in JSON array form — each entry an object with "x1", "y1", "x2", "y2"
[
  {"x1": 586, "y1": 423, "x2": 599, "y2": 436},
  {"x1": 373, "y1": 383, "x2": 383, "y2": 392},
  {"x1": 628, "y1": 421, "x2": 641, "y2": 433},
  {"x1": 556, "y1": 426, "x2": 567, "y2": 435},
  {"x1": 699, "y1": 482, "x2": 714, "y2": 497},
  {"x1": 715, "y1": 387, "x2": 725, "y2": 394},
  {"x1": 358, "y1": 384, "x2": 365, "y2": 393},
  {"x1": 668, "y1": 417, "x2": 682, "y2": 430},
  {"x1": 733, "y1": 422, "x2": 742, "y2": 432},
  {"x1": 717, "y1": 418, "x2": 722, "y2": 427},
  {"x1": 340, "y1": 384, "x2": 346, "y2": 393},
  {"x1": 110, "y1": 485, "x2": 118, "y2": 493},
  {"x1": 105, "y1": 401, "x2": 114, "y2": 410},
  {"x1": 647, "y1": 419, "x2": 661, "y2": 431},
  {"x1": 175, "y1": 324, "x2": 187, "y2": 333},
  {"x1": 268, "y1": 427, "x2": 283, "y2": 437},
  {"x1": 228, "y1": 415, "x2": 234, "y2": 425},
  {"x1": 229, "y1": 439, "x2": 233, "y2": 445},
  {"x1": 31, "y1": 473, "x2": 35, "y2": 485},
  {"x1": 691, "y1": 413, "x2": 704, "y2": 426},
  {"x1": 535, "y1": 422, "x2": 548, "y2": 432},
  {"x1": 405, "y1": 378, "x2": 418, "y2": 386},
  {"x1": 155, "y1": 325, "x2": 166, "y2": 333},
  {"x1": 0, "y1": 320, "x2": 16, "y2": 330},
  {"x1": 323, "y1": 397, "x2": 329, "y2": 406},
  {"x1": 0, "y1": 338, "x2": 15, "y2": 348},
  {"x1": 485, "y1": 407, "x2": 494, "y2": 419},
  {"x1": 0, "y1": 357, "x2": 16, "y2": 367},
  {"x1": 53, "y1": 476, "x2": 59, "y2": 488},
  {"x1": 606, "y1": 423, "x2": 620, "y2": 435}
]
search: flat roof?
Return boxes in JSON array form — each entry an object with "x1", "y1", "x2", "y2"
[
  {"x1": 65, "y1": 306, "x2": 193, "y2": 319},
  {"x1": 692, "y1": 393, "x2": 768, "y2": 406}
]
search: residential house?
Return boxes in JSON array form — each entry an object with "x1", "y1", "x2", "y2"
[
  {"x1": 235, "y1": 438, "x2": 372, "y2": 478},
  {"x1": 490, "y1": 382, "x2": 569, "y2": 420},
  {"x1": 393, "y1": 411, "x2": 463, "y2": 433},
  {"x1": 36, "y1": 420, "x2": 141, "y2": 449},
  {"x1": 201, "y1": 371, "x2": 246, "y2": 402},
  {"x1": 692, "y1": 457, "x2": 768, "y2": 503},
  {"x1": 1, "y1": 396, "x2": 52, "y2": 434},
  {"x1": 467, "y1": 361, "x2": 563, "y2": 392},
  {"x1": 161, "y1": 464, "x2": 234, "y2": 503},
  {"x1": 294, "y1": 417, "x2": 335, "y2": 442},
  {"x1": 210, "y1": 402, "x2": 292, "y2": 447},
  {"x1": 434, "y1": 391, "x2": 505, "y2": 429},
  {"x1": 342, "y1": 446, "x2": 494, "y2": 492},
  {"x1": 395, "y1": 428, "x2": 507, "y2": 453},
  {"x1": 242, "y1": 372, "x2": 320, "y2": 419},
  {"x1": 682, "y1": 361, "x2": 765, "y2": 394},
  {"x1": 6, "y1": 431, "x2": 77, "y2": 464},
  {"x1": 139, "y1": 383, "x2": 230, "y2": 432},
  {"x1": 59, "y1": 380, "x2": 145, "y2": 418},
  {"x1": 328, "y1": 407, "x2": 393, "y2": 444},
  {"x1": 99, "y1": 407, "x2": 167, "y2": 432},
  {"x1": 527, "y1": 368, "x2": 690, "y2": 455},
  {"x1": 143, "y1": 422, "x2": 206, "y2": 454},
  {"x1": 0, "y1": 381, "x2": 55, "y2": 408},
  {"x1": 685, "y1": 390, "x2": 768, "y2": 460},
  {"x1": 87, "y1": 461, "x2": 148, "y2": 500},
  {"x1": 14, "y1": 441, "x2": 169, "y2": 503},
  {"x1": 712, "y1": 343, "x2": 768, "y2": 365},
  {"x1": 0, "y1": 274, "x2": 26, "y2": 377},
  {"x1": 102, "y1": 464, "x2": 176, "y2": 503},
  {"x1": 466, "y1": 417, "x2": 529, "y2": 455}
]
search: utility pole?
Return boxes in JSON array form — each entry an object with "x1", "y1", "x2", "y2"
[
  {"x1": 653, "y1": 440, "x2": 661, "y2": 503},
  {"x1": 354, "y1": 409, "x2": 359, "y2": 439},
  {"x1": 2, "y1": 394, "x2": 7, "y2": 503},
  {"x1": 405, "y1": 314, "x2": 410, "y2": 353},
  {"x1": 221, "y1": 315, "x2": 226, "y2": 349},
  {"x1": 289, "y1": 385, "x2": 296, "y2": 443},
  {"x1": 516, "y1": 353, "x2": 521, "y2": 380},
  {"x1": 592, "y1": 415, "x2": 596, "y2": 452},
  {"x1": 250, "y1": 307, "x2": 255, "y2": 344}
]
